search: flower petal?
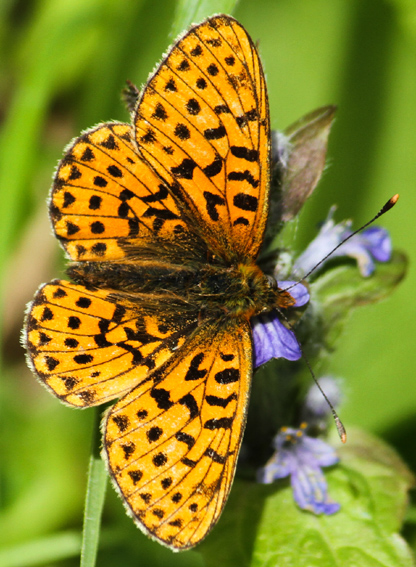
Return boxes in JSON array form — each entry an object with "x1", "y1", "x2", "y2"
[
  {"x1": 361, "y1": 226, "x2": 391, "y2": 262},
  {"x1": 257, "y1": 426, "x2": 340, "y2": 515},
  {"x1": 291, "y1": 464, "x2": 340, "y2": 515},
  {"x1": 293, "y1": 206, "x2": 392, "y2": 279},
  {"x1": 302, "y1": 436, "x2": 339, "y2": 467},
  {"x1": 252, "y1": 312, "x2": 302, "y2": 368}
]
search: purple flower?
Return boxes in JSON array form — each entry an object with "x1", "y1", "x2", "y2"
[
  {"x1": 294, "y1": 207, "x2": 392, "y2": 278},
  {"x1": 252, "y1": 282, "x2": 309, "y2": 368},
  {"x1": 257, "y1": 424, "x2": 340, "y2": 515}
]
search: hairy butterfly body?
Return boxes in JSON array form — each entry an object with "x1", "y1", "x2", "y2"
[{"x1": 24, "y1": 15, "x2": 295, "y2": 550}]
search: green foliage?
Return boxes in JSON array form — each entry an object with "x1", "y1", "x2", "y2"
[
  {"x1": 1, "y1": 0, "x2": 415, "y2": 565},
  {"x1": 199, "y1": 430, "x2": 414, "y2": 567}
]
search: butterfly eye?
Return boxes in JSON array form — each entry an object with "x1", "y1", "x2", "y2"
[{"x1": 266, "y1": 274, "x2": 278, "y2": 290}]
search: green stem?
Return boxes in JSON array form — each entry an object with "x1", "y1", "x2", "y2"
[{"x1": 80, "y1": 408, "x2": 108, "y2": 567}]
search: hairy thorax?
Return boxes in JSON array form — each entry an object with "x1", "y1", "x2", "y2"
[
  {"x1": 68, "y1": 260, "x2": 295, "y2": 320},
  {"x1": 197, "y1": 263, "x2": 295, "y2": 319}
]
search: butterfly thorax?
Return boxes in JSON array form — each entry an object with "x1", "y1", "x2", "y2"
[
  {"x1": 197, "y1": 263, "x2": 295, "y2": 319},
  {"x1": 68, "y1": 260, "x2": 295, "y2": 320}
]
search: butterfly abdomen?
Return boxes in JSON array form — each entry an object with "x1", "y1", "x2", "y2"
[{"x1": 67, "y1": 261, "x2": 199, "y2": 296}]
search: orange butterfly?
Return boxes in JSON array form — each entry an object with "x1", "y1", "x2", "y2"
[{"x1": 24, "y1": 15, "x2": 300, "y2": 550}]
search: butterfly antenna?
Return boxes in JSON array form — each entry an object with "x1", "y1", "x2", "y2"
[
  {"x1": 287, "y1": 194, "x2": 399, "y2": 288},
  {"x1": 277, "y1": 307, "x2": 347, "y2": 443},
  {"x1": 278, "y1": 195, "x2": 399, "y2": 441},
  {"x1": 301, "y1": 343, "x2": 347, "y2": 443}
]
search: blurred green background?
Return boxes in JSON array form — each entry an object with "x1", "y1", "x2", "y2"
[{"x1": 1, "y1": 0, "x2": 415, "y2": 565}]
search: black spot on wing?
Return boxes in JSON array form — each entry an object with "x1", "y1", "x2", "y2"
[
  {"x1": 177, "y1": 59, "x2": 190, "y2": 72},
  {"x1": 81, "y1": 147, "x2": 94, "y2": 161},
  {"x1": 214, "y1": 104, "x2": 230, "y2": 115},
  {"x1": 184, "y1": 353, "x2": 207, "y2": 381},
  {"x1": 175, "y1": 431, "x2": 195, "y2": 449},
  {"x1": 203, "y1": 191, "x2": 225, "y2": 221},
  {"x1": 89, "y1": 195, "x2": 102, "y2": 210},
  {"x1": 93, "y1": 176, "x2": 107, "y2": 188},
  {"x1": 174, "y1": 123, "x2": 190, "y2": 140},
  {"x1": 186, "y1": 98, "x2": 201, "y2": 115},
  {"x1": 233, "y1": 217, "x2": 249, "y2": 226},
  {"x1": 121, "y1": 442, "x2": 135, "y2": 459},
  {"x1": 91, "y1": 242, "x2": 107, "y2": 256},
  {"x1": 45, "y1": 356, "x2": 59, "y2": 371},
  {"x1": 165, "y1": 78, "x2": 177, "y2": 92},
  {"x1": 205, "y1": 447, "x2": 226, "y2": 464},
  {"x1": 203, "y1": 156, "x2": 223, "y2": 178},
  {"x1": 228, "y1": 171, "x2": 259, "y2": 189},
  {"x1": 181, "y1": 457, "x2": 197, "y2": 468},
  {"x1": 207, "y1": 63, "x2": 219, "y2": 76},
  {"x1": 190, "y1": 44, "x2": 203, "y2": 57},
  {"x1": 204, "y1": 125, "x2": 226, "y2": 140},
  {"x1": 147, "y1": 426, "x2": 163, "y2": 442},
  {"x1": 171, "y1": 158, "x2": 197, "y2": 180},
  {"x1": 204, "y1": 417, "x2": 234, "y2": 430},
  {"x1": 100, "y1": 134, "x2": 118, "y2": 150},
  {"x1": 151, "y1": 388, "x2": 173, "y2": 410},
  {"x1": 179, "y1": 393, "x2": 199, "y2": 419},
  {"x1": 215, "y1": 368, "x2": 240, "y2": 384},
  {"x1": 206, "y1": 393, "x2": 237, "y2": 408},
  {"x1": 196, "y1": 77, "x2": 207, "y2": 90},
  {"x1": 74, "y1": 354, "x2": 93, "y2": 365},
  {"x1": 69, "y1": 165, "x2": 81, "y2": 180},
  {"x1": 113, "y1": 414, "x2": 129, "y2": 432},
  {"x1": 63, "y1": 192, "x2": 75, "y2": 207},
  {"x1": 153, "y1": 452, "x2": 167, "y2": 467},
  {"x1": 230, "y1": 146, "x2": 259, "y2": 162},
  {"x1": 152, "y1": 102, "x2": 168, "y2": 121},
  {"x1": 233, "y1": 192, "x2": 258, "y2": 212},
  {"x1": 140, "y1": 184, "x2": 169, "y2": 203},
  {"x1": 236, "y1": 109, "x2": 258, "y2": 127},
  {"x1": 128, "y1": 470, "x2": 143, "y2": 484}
]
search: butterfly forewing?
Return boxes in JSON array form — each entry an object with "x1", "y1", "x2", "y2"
[
  {"x1": 135, "y1": 15, "x2": 270, "y2": 261},
  {"x1": 104, "y1": 319, "x2": 252, "y2": 550},
  {"x1": 50, "y1": 123, "x2": 196, "y2": 263},
  {"x1": 25, "y1": 280, "x2": 198, "y2": 407}
]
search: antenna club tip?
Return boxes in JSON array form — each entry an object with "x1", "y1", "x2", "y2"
[
  {"x1": 380, "y1": 193, "x2": 399, "y2": 215},
  {"x1": 334, "y1": 416, "x2": 347, "y2": 444}
]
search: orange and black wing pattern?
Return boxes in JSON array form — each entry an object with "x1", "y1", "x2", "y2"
[
  {"x1": 49, "y1": 122, "x2": 196, "y2": 263},
  {"x1": 105, "y1": 319, "x2": 252, "y2": 549},
  {"x1": 25, "y1": 279, "x2": 198, "y2": 407},
  {"x1": 135, "y1": 15, "x2": 270, "y2": 261},
  {"x1": 24, "y1": 15, "x2": 271, "y2": 551}
]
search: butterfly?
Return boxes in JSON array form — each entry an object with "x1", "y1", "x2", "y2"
[{"x1": 24, "y1": 14, "x2": 298, "y2": 550}]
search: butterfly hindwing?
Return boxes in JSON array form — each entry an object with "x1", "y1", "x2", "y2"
[
  {"x1": 135, "y1": 15, "x2": 270, "y2": 261},
  {"x1": 104, "y1": 319, "x2": 252, "y2": 550},
  {"x1": 25, "y1": 280, "x2": 198, "y2": 407}
]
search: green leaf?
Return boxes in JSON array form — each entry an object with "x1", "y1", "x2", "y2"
[
  {"x1": 80, "y1": 408, "x2": 108, "y2": 567},
  {"x1": 199, "y1": 429, "x2": 415, "y2": 567},
  {"x1": 282, "y1": 105, "x2": 337, "y2": 222},
  {"x1": 264, "y1": 105, "x2": 337, "y2": 250},
  {"x1": 311, "y1": 250, "x2": 408, "y2": 348}
]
